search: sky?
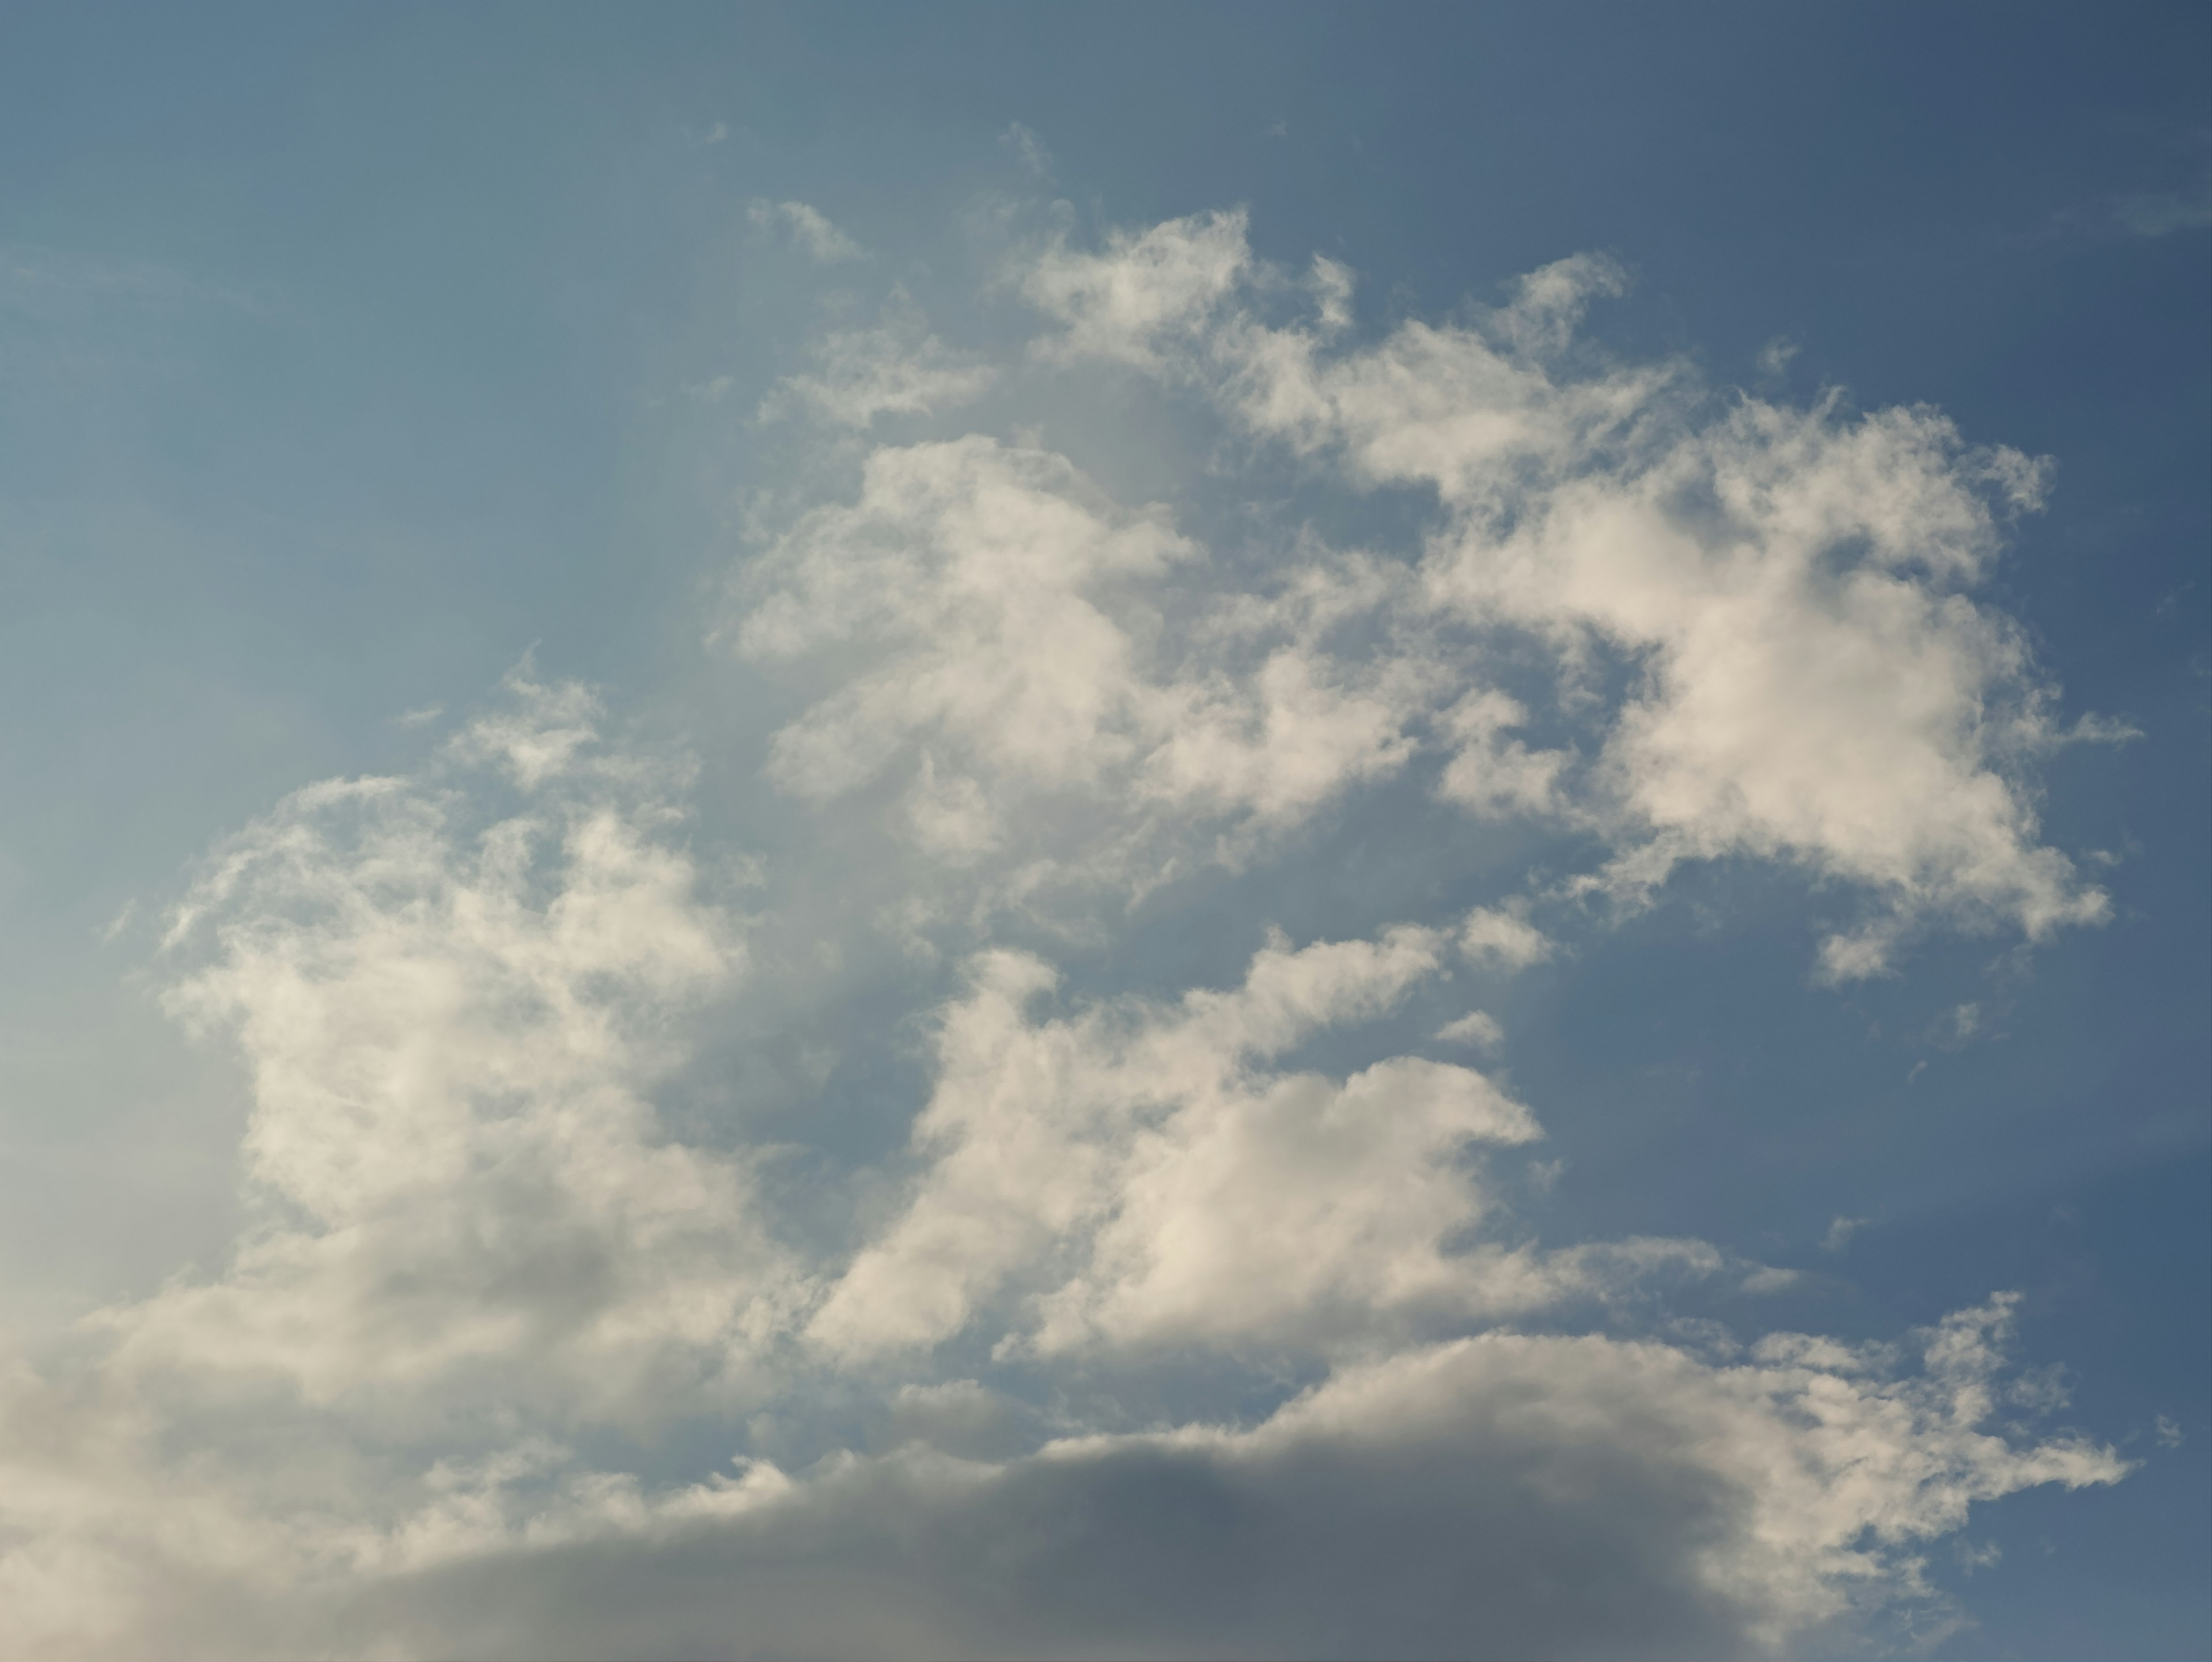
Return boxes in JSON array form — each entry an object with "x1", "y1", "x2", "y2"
[{"x1": 0, "y1": 5, "x2": 2206, "y2": 1659}]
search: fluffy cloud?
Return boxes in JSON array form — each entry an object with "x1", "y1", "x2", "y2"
[
  {"x1": 1021, "y1": 208, "x2": 1251, "y2": 367},
  {"x1": 1024, "y1": 214, "x2": 2113, "y2": 975},
  {"x1": 0, "y1": 829, "x2": 2125, "y2": 1661},
  {"x1": 732, "y1": 435, "x2": 1427, "y2": 891},
  {"x1": 0, "y1": 202, "x2": 2141, "y2": 1661},
  {"x1": 810, "y1": 922, "x2": 1574, "y2": 1361},
  {"x1": 103, "y1": 668, "x2": 798, "y2": 1428},
  {"x1": 737, "y1": 207, "x2": 2113, "y2": 973}
]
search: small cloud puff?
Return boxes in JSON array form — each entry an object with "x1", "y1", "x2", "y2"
[
  {"x1": 749, "y1": 199, "x2": 866, "y2": 262},
  {"x1": 762, "y1": 291, "x2": 997, "y2": 429},
  {"x1": 998, "y1": 121, "x2": 1052, "y2": 181},
  {"x1": 1434, "y1": 1009, "x2": 1504, "y2": 1051},
  {"x1": 1823, "y1": 1215, "x2": 1870, "y2": 1252}
]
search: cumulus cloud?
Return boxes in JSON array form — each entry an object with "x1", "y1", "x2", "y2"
[
  {"x1": 1, "y1": 1299, "x2": 2120, "y2": 1661},
  {"x1": 736, "y1": 437, "x2": 1193, "y2": 809},
  {"x1": 0, "y1": 725, "x2": 2127, "y2": 1660},
  {"x1": 730, "y1": 434, "x2": 1427, "y2": 895},
  {"x1": 1020, "y1": 210, "x2": 2112, "y2": 975},
  {"x1": 1459, "y1": 905, "x2": 1555, "y2": 968},
  {"x1": 807, "y1": 923, "x2": 1602, "y2": 1361},
  {"x1": 0, "y1": 200, "x2": 2139, "y2": 1661},
  {"x1": 115, "y1": 668, "x2": 797, "y2": 1429}
]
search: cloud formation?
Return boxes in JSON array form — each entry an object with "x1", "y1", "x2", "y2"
[
  {"x1": 1015, "y1": 211, "x2": 2112, "y2": 976},
  {"x1": 810, "y1": 923, "x2": 1558, "y2": 1361},
  {"x1": 0, "y1": 205, "x2": 2137, "y2": 1660},
  {"x1": 733, "y1": 433, "x2": 1422, "y2": 910},
  {"x1": 116, "y1": 669, "x2": 797, "y2": 1426},
  {"x1": 763, "y1": 292, "x2": 998, "y2": 429},
  {"x1": 748, "y1": 199, "x2": 868, "y2": 263}
]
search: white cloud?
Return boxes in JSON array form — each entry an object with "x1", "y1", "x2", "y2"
[
  {"x1": 1021, "y1": 209, "x2": 1251, "y2": 368},
  {"x1": 808, "y1": 925, "x2": 1465, "y2": 1360},
  {"x1": 1032, "y1": 1053, "x2": 1540, "y2": 1353},
  {"x1": 748, "y1": 199, "x2": 867, "y2": 263},
  {"x1": 0, "y1": 1298, "x2": 2118, "y2": 1661},
  {"x1": 0, "y1": 744, "x2": 2129, "y2": 1660},
  {"x1": 1434, "y1": 1009, "x2": 1503, "y2": 1051},
  {"x1": 735, "y1": 437, "x2": 1191, "y2": 805},
  {"x1": 1459, "y1": 904, "x2": 1554, "y2": 968},
  {"x1": 1020, "y1": 209, "x2": 2112, "y2": 975},
  {"x1": 117, "y1": 668, "x2": 797, "y2": 1427},
  {"x1": 763, "y1": 291, "x2": 997, "y2": 429},
  {"x1": 1435, "y1": 688, "x2": 1573, "y2": 819},
  {"x1": 730, "y1": 436, "x2": 1430, "y2": 898},
  {"x1": 437, "y1": 657, "x2": 602, "y2": 788},
  {"x1": 0, "y1": 200, "x2": 2146, "y2": 1662},
  {"x1": 1756, "y1": 335, "x2": 1800, "y2": 377},
  {"x1": 810, "y1": 924, "x2": 1734, "y2": 1364}
]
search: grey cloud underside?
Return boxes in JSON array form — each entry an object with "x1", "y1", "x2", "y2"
[
  {"x1": 0, "y1": 206, "x2": 2131, "y2": 1660},
  {"x1": 31, "y1": 1318, "x2": 2122, "y2": 1662},
  {"x1": 318, "y1": 1395, "x2": 1831, "y2": 1662}
]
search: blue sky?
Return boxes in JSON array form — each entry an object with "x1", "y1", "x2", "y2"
[{"x1": 0, "y1": 6, "x2": 2205, "y2": 1659}]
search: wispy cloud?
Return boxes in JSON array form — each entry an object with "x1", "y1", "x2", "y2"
[
  {"x1": 2113, "y1": 180, "x2": 2212, "y2": 236},
  {"x1": 760, "y1": 290, "x2": 996, "y2": 429},
  {"x1": 0, "y1": 245, "x2": 267, "y2": 320},
  {"x1": 748, "y1": 199, "x2": 867, "y2": 263},
  {"x1": 1823, "y1": 1214, "x2": 1870, "y2": 1252},
  {"x1": 998, "y1": 121, "x2": 1053, "y2": 181}
]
